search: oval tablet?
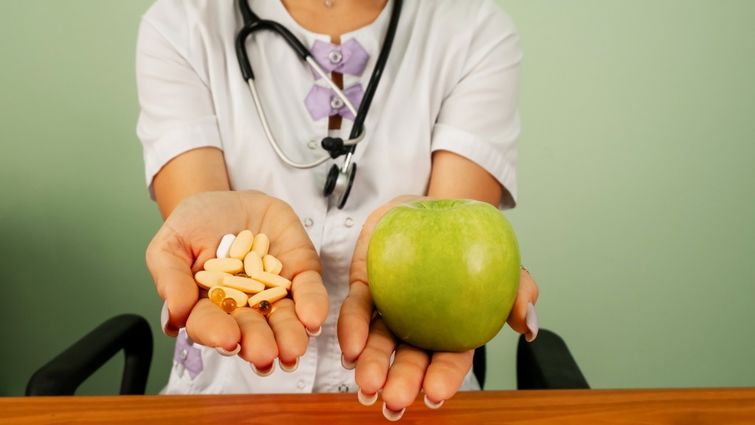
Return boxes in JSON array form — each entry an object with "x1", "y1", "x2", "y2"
[
  {"x1": 215, "y1": 234, "x2": 236, "y2": 259},
  {"x1": 248, "y1": 287, "x2": 288, "y2": 308},
  {"x1": 229, "y1": 230, "x2": 254, "y2": 259},
  {"x1": 262, "y1": 254, "x2": 283, "y2": 275},
  {"x1": 251, "y1": 233, "x2": 270, "y2": 257},
  {"x1": 204, "y1": 258, "x2": 244, "y2": 274},
  {"x1": 209, "y1": 286, "x2": 248, "y2": 307},
  {"x1": 251, "y1": 271, "x2": 292, "y2": 290},
  {"x1": 244, "y1": 251, "x2": 263, "y2": 276},
  {"x1": 195, "y1": 270, "x2": 231, "y2": 289},
  {"x1": 223, "y1": 275, "x2": 265, "y2": 294}
]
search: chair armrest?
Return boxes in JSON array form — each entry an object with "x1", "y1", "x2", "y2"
[
  {"x1": 516, "y1": 328, "x2": 589, "y2": 389},
  {"x1": 26, "y1": 314, "x2": 153, "y2": 395}
]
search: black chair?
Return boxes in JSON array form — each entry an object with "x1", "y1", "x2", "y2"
[
  {"x1": 26, "y1": 315, "x2": 587, "y2": 395},
  {"x1": 26, "y1": 314, "x2": 152, "y2": 396}
]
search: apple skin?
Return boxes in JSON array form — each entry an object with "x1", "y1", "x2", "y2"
[{"x1": 367, "y1": 199, "x2": 520, "y2": 352}]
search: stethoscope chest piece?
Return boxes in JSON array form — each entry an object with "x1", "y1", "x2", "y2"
[{"x1": 324, "y1": 162, "x2": 357, "y2": 209}]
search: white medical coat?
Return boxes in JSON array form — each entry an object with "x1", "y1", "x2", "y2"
[{"x1": 136, "y1": 0, "x2": 521, "y2": 394}]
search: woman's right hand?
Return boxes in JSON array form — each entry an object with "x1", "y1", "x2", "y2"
[{"x1": 146, "y1": 190, "x2": 328, "y2": 373}]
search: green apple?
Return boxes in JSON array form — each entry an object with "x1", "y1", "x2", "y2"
[{"x1": 367, "y1": 199, "x2": 520, "y2": 352}]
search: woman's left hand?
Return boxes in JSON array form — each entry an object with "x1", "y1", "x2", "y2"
[{"x1": 337, "y1": 196, "x2": 539, "y2": 420}]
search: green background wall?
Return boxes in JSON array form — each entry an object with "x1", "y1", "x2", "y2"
[{"x1": 1, "y1": 1, "x2": 753, "y2": 396}]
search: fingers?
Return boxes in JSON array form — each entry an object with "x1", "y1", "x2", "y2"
[
  {"x1": 354, "y1": 319, "x2": 396, "y2": 395},
  {"x1": 146, "y1": 228, "x2": 199, "y2": 336},
  {"x1": 381, "y1": 345, "x2": 430, "y2": 410},
  {"x1": 507, "y1": 267, "x2": 540, "y2": 337},
  {"x1": 185, "y1": 299, "x2": 240, "y2": 351},
  {"x1": 422, "y1": 350, "x2": 474, "y2": 404},
  {"x1": 338, "y1": 281, "x2": 374, "y2": 362},
  {"x1": 232, "y1": 307, "x2": 278, "y2": 369},
  {"x1": 267, "y1": 299, "x2": 308, "y2": 366},
  {"x1": 290, "y1": 270, "x2": 328, "y2": 334}
]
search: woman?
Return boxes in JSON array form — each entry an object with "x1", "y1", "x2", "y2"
[{"x1": 137, "y1": 0, "x2": 539, "y2": 420}]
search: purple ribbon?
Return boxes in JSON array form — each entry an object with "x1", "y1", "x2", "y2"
[
  {"x1": 304, "y1": 83, "x2": 364, "y2": 120},
  {"x1": 309, "y1": 38, "x2": 370, "y2": 79},
  {"x1": 174, "y1": 330, "x2": 203, "y2": 379}
]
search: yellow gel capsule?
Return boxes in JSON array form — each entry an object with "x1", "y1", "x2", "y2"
[
  {"x1": 251, "y1": 271, "x2": 292, "y2": 290},
  {"x1": 195, "y1": 270, "x2": 231, "y2": 290},
  {"x1": 223, "y1": 275, "x2": 265, "y2": 294},
  {"x1": 209, "y1": 287, "x2": 226, "y2": 305},
  {"x1": 229, "y1": 230, "x2": 254, "y2": 260},
  {"x1": 244, "y1": 251, "x2": 263, "y2": 276},
  {"x1": 251, "y1": 233, "x2": 270, "y2": 257},
  {"x1": 204, "y1": 258, "x2": 244, "y2": 274},
  {"x1": 262, "y1": 254, "x2": 283, "y2": 275},
  {"x1": 256, "y1": 300, "x2": 271, "y2": 315},
  {"x1": 248, "y1": 287, "x2": 288, "y2": 308},
  {"x1": 208, "y1": 285, "x2": 248, "y2": 307},
  {"x1": 221, "y1": 298, "x2": 237, "y2": 314}
]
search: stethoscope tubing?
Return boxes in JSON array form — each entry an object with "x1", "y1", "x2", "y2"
[
  {"x1": 245, "y1": 58, "x2": 363, "y2": 169},
  {"x1": 237, "y1": 17, "x2": 366, "y2": 169}
]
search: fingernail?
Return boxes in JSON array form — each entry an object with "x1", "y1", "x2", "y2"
[
  {"x1": 306, "y1": 326, "x2": 322, "y2": 337},
  {"x1": 423, "y1": 394, "x2": 444, "y2": 409},
  {"x1": 382, "y1": 403, "x2": 406, "y2": 422},
  {"x1": 215, "y1": 344, "x2": 241, "y2": 357},
  {"x1": 279, "y1": 357, "x2": 300, "y2": 373},
  {"x1": 341, "y1": 353, "x2": 356, "y2": 370},
  {"x1": 357, "y1": 387, "x2": 378, "y2": 406},
  {"x1": 525, "y1": 302, "x2": 539, "y2": 342},
  {"x1": 161, "y1": 301, "x2": 177, "y2": 337},
  {"x1": 251, "y1": 362, "x2": 275, "y2": 377}
]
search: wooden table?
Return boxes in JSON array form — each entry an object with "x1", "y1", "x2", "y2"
[{"x1": 2, "y1": 388, "x2": 754, "y2": 424}]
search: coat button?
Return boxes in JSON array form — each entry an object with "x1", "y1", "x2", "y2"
[
  {"x1": 337, "y1": 384, "x2": 349, "y2": 393},
  {"x1": 180, "y1": 349, "x2": 188, "y2": 360},
  {"x1": 328, "y1": 49, "x2": 343, "y2": 64},
  {"x1": 308, "y1": 140, "x2": 318, "y2": 150},
  {"x1": 297, "y1": 380, "x2": 307, "y2": 390},
  {"x1": 303, "y1": 218, "x2": 314, "y2": 228},
  {"x1": 330, "y1": 96, "x2": 344, "y2": 110},
  {"x1": 344, "y1": 217, "x2": 354, "y2": 228}
]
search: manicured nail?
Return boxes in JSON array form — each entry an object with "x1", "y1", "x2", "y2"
[
  {"x1": 423, "y1": 394, "x2": 444, "y2": 409},
  {"x1": 382, "y1": 403, "x2": 406, "y2": 422},
  {"x1": 306, "y1": 327, "x2": 322, "y2": 337},
  {"x1": 161, "y1": 301, "x2": 177, "y2": 337},
  {"x1": 526, "y1": 302, "x2": 539, "y2": 342},
  {"x1": 341, "y1": 353, "x2": 356, "y2": 370},
  {"x1": 215, "y1": 344, "x2": 241, "y2": 357},
  {"x1": 357, "y1": 387, "x2": 378, "y2": 406},
  {"x1": 251, "y1": 362, "x2": 275, "y2": 377},
  {"x1": 279, "y1": 357, "x2": 300, "y2": 373}
]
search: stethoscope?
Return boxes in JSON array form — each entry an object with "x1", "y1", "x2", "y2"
[{"x1": 235, "y1": 0, "x2": 403, "y2": 209}]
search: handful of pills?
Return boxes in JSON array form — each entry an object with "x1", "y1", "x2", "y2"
[{"x1": 194, "y1": 230, "x2": 291, "y2": 315}]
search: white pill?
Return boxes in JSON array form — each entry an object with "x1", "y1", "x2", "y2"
[{"x1": 215, "y1": 234, "x2": 236, "y2": 259}]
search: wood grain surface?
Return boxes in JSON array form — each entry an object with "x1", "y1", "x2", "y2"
[{"x1": 2, "y1": 388, "x2": 754, "y2": 424}]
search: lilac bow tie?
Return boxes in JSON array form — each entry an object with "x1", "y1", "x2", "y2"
[
  {"x1": 173, "y1": 330, "x2": 203, "y2": 379},
  {"x1": 305, "y1": 83, "x2": 364, "y2": 120},
  {"x1": 309, "y1": 39, "x2": 370, "y2": 79}
]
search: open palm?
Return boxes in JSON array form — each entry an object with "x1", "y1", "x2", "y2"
[{"x1": 146, "y1": 191, "x2": 328, "y2": 372}]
